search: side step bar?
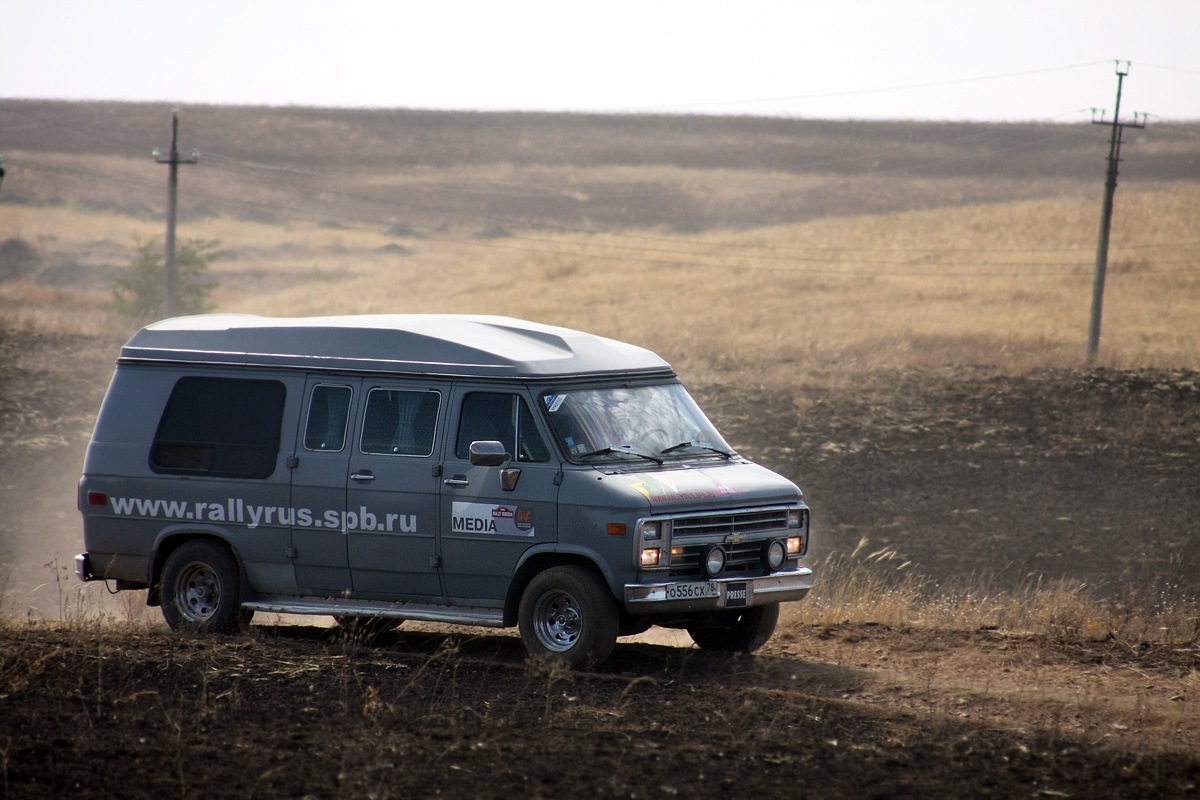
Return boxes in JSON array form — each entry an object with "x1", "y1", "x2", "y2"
[{"x1": 241, "y1": 596, "x2": 507, "y2": 628}]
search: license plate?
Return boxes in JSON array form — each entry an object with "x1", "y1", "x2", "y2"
[
  {"x1": 665, "y1": 582, "x2": 719, "y2": 601},
  {"x1": 724, "y1": 582, "x2": 748, "y2": 608}
]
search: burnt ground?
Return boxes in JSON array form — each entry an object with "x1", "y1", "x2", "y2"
[
  {"x1": 1, "y1": 328, "x2": 1199, "y2": 799},
  {"x1": 706, "y1": 366, "x2": 1200, "y2": 595}
]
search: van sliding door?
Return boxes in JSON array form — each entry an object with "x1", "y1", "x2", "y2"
[
  {"x1": 344, "y1": 383, "x2": 443, "y2": 600},
  {"x1": 290, "y1": 377, "x2": 358, "y2": 594}
]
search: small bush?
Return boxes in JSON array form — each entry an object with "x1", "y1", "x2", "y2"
[
  {"x1": 0, "y1": 238, "x2": 40, "y2": 282},
  {"x1": 110, "y1": 235, "x2": 220, "y2": 322}
]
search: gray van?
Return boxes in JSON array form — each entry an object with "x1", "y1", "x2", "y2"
[{"x1": 77, "y1": 314, "x2": 811, "y2": 666}]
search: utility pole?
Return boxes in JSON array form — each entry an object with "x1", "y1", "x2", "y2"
[
  {"x1": 1087, "y1": 61, "x2": 1146, "y2": 362},
  {"x1": 153, "y1": 108, "x2": 199, "y2": 317}
]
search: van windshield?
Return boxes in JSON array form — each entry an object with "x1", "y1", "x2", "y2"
[{"x1": 541, "y1": 384, "x2": 733, "y2": 464}]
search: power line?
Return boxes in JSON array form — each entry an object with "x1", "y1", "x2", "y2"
[
  {"x1": 1137, "y1": 62, "x2": 1200, "y2": 77},
  {"x1": 645, "y1": 61, "x2": 1114, "y2": 112}
]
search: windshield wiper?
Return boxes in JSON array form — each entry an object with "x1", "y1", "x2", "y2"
[
  {"x1": 579, "y1": 444, "x2": 664, "y2": 465},
  {"x1": 660, "y1": 440, "x2": 733, "y2": 459}
]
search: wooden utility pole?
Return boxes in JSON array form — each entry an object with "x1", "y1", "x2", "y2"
[
  {"x1": 1087, "y1": 62, "x2": 1146, "y2": 362},
  {"x1": 154, "y1": 109, "x2": 199, "y2": 317}
]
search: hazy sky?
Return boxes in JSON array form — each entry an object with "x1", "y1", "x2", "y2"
[{"x1": 4, "y1": 0, "x2": 1198, "y2": 121}]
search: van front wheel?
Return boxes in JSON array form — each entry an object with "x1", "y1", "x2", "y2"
[
  {"x1": 518, "y1": 566, "x2": 618, "y2": 668},
  {"x1": 686, "y1": 605, "x2": 779, "y2": 653},
  {"x1": 160, "y1": 540, "x2": 246, "y2": 634}
]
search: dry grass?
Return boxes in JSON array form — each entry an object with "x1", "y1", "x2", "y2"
[
  {"x1": 801, "y1": 536, "x2": 1200, "y2": 646},
  {"x1": 7, "y1": 186, "x2": 1196, "y2": 388},
  {"x1": 10, "y1": 536, "x2": 1197, "y2": 651}
]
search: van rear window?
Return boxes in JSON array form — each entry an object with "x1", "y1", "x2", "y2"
[{"x1": 151, "y1": 377, "x2": 286, "y2": 478}]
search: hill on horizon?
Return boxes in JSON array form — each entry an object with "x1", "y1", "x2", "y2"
[{"x1": 3, "y1": 99, "x2": 1199, "y2": 233}]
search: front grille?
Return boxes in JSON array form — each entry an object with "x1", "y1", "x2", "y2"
[
  {"x1": 672, "y1": 508, "x2": 791, "y2": 538},
  {"x1": 669, "y1": 540, "x2": 772, "y2": 578},
  {"x1": 664, "y1": 506, "x2": 799, "y2": 578}
]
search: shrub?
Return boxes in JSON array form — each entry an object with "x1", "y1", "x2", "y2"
[
  {"x1": 110, "y1": 235, "x2": 220, "y2": 322},
  {"x1": 0, "y1": 237, "x2": 40, "y2": 282}
]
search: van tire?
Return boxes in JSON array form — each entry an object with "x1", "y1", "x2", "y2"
[
  {"x1": 685, "y1": 604, "x2": 779, "y2": 653},
  {"x1": 160, "y1": 540, "x2": 246, "y2": 634},
  {"x1": 518, "y1": 566, "x2": 618, "y2": 668}
]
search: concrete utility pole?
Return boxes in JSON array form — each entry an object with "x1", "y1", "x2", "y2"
[
  {"x1": 154, "y1": 109, "x2": 199, "y2": 317},
  {"x1": 1087, "y1": 62, "x2": 1146, "y2": 363}
]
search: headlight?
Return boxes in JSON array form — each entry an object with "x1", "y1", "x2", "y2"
[
  {"x1": 704, "y1": 545, "x2": 726, "y2": 577},
  {"x1": 639, "y1": 521, "x2": 661, "y2": 541},
  {"x1": 765, "y1": 539, "x2": 786, "y2": 570},
  {"x1": 787, "y1": 508, "x2": 807, "y2": 529},
  {"x1": 786, "y1": 536, "x2": 804, "y2": 556},
  {"x1": 640, "y1": 548, "x2": 661, "y2": 567}
]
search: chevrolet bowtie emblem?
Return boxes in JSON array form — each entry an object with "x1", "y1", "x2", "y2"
[{"x1": 725, "y1": 533, "x2": 747, "y2": 545}]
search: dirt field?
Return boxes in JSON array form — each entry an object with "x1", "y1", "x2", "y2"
[
  {"x1": 2, "y1": 101, "x2": 1198, "y2": 797},
  {"x1": 4, "y1": 621, "x2": 1200, "y2": 800},
  {"x1": 2, "y1": 327, "x2": 1198, "y2": 798}
]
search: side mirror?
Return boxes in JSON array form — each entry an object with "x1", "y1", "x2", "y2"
[{"x1": 468, "y1": 440, "x2": 509, "y2": 467}]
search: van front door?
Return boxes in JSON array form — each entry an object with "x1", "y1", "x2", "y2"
[
  {"x1": 438, "y1": 388, "x2": 560, "y2": 605},
  {"x1": 345, "y1": 383, "x2": 443, "y2": 600}
]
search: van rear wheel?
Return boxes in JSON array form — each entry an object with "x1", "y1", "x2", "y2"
[
  {"x1": 686, "y1": 605, "x2": 779, "y2": 653},
  {"x1": 161, "y1": 540, "x2": 246, "y2": 634},
  {"x1": 519, "y1": 566, "x2": 618, "y2": 668}
]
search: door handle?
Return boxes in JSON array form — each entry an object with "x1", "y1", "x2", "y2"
[
  {"x1": 350, "y1": 470, "x2": 375, "y2": 482},
  {"x1": 443, "y1": 476, "x2": 469, "y2": 487}
]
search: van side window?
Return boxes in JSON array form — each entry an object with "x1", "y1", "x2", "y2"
[
  {"x1": 304, "y1": 384, "x2": 352, "y2": 452},
  {"x1": 151, "y1": 377, "x2": 286, "y2": 478},
  {"x1": 360, "y1": 389, "x2": 440, "y2": 456},
  {"x1": 456, "y1": 393, "x2": 550, "y2": 463}
]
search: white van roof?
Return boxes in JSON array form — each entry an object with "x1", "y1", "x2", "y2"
[{"x1": 119, "y1": 314, "x2": 674, "y2": 380}]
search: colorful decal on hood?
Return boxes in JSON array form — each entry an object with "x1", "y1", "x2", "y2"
[
  {"x1": 629, "y1": 473, "x2": 741, "y2": 503},
  {"x1": 452, "y1": 501, "x2": 535, "y2": 537}
]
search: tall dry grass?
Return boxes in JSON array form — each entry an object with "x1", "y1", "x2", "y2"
[{"x1": 796, "y1": 536, "x2": 1200, "y2": 646}]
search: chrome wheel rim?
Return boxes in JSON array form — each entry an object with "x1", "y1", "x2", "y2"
[
  {"x1": 533, "y1": 589, "x2": 582, "y2": 652},
  {"x1": 173, "y1": 561, "x2": 221, "y2": 622}
]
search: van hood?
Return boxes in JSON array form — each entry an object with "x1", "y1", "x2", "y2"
[{"x1": 615, "y1": 461, "x2": 802, "y2": 512}]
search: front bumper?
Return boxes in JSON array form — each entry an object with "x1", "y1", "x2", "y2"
[{"x1": 623, "y1": 566, "x2": 812, "y2": 613}]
